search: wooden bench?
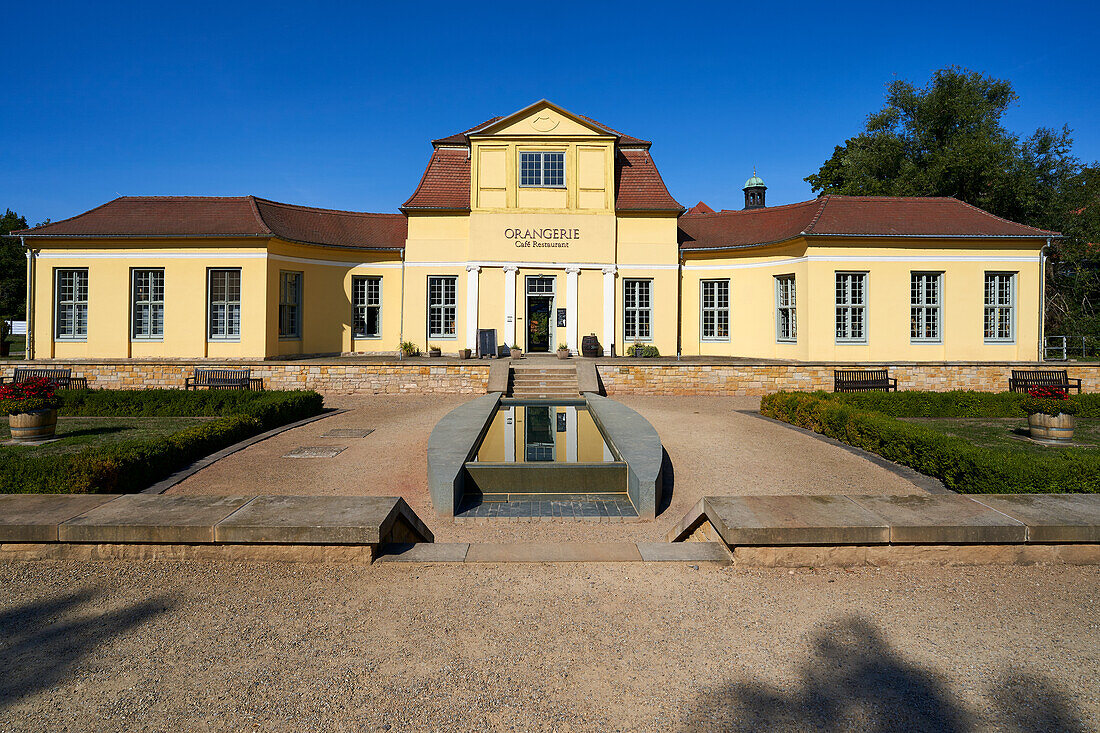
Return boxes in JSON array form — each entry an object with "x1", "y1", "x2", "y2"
[
  {"x1": 185, "y1": 368, "x2": 262, "y2": 391},
  {"x1": 1009, "y1": 369, "x2": 1082, "y2": 394},
  {"x1": 0, "y1": 367, "x2": 88, "y2": 389},
  {"x1": 834, "y1": 369, "x2": 898, "y2": 393}
]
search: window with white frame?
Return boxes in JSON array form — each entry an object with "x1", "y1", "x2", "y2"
[
  {"x1": 208, "y1": 268, "x2": 241, "y2": 340},
  {"x1": 131, "y1": 269, "x2": 164, "y2": 340},
  {"x1": 984, "y1": 272, "x2": 1015, "y2": 342},
  {"x1": 775, "y1": 274, "x2": 796, "y2": 343},
  {"x1": 353, "y1": 276, "x2": 382, "y2": 338},
  {"x1": 55, "y1": 269, "x2": 88, "y2": 340},
  {"x1": 835, "y1": 272, "x2": 867, "y2": 342},
  {"x1": 623, "y1": 279, "x2": 652, "y2": 341},
  {"x1": 700, "y1": 280, "x2": 729, "y2": 340},
  {"x1": 519, "y1": 152, "x2": 565, "y2": 188},
  {"x1": 428, "y1": 276, "x2": 457, "y2": 338},
  {"x1": 910, "y1": 272, "x2": 942, "y2": 343},
  {"x1": 279, "y1": 271, "x2": 302, "y2": 339}
]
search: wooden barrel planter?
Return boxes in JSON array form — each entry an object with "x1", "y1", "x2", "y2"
[
  {"x1": 1028, "y1": 412, "x2": 1075, "y2": 443},
  {"x1": 9, "y1": 409, "x2": 58, "y2": 442},
  {"x1": 581, "y1": 335, "x2": 602, "y2": 358}
]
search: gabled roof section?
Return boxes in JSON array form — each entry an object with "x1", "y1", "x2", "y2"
[
  {"x1": 615, "y1": 149, "x2": 683, "y2": 212},
  {"x1": 686, "y1": 201, "x2": 715, "y2": 215},
  {"x1": 678, "y1": 196, "x2": 1059, "y2": 250},
  {"x1": 431, "y1": 100, "x2": 651, "y2": 148},
  {"x1": 401, "y1": 148, "x2": 471, "y2": 211},
  {"x1": 16, "y1": 196, "x2": 407, "y2": 250}
]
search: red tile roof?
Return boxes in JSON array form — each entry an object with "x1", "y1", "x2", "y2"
[
  {"x1": 615, "y1": 150, "x2": 683, "y2": 212},
  {"x1": 679, "y1": 196, "x2": 1058, "y2": 250},
  {"x1": 401, "y1": 148, "x2": 471, "y2": 210},
  {"x1": 17, "y1": 196, "x2": 407, "y2": 249},
  {"x1": 432, "y1": 117, "x2": 504, "y2": 146},
  {"x1": 686, "y1": 201, "x2": 715, "y2": 215}
]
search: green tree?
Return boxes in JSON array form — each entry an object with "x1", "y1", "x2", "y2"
[
  {"x1": 806, "y1": 67, "x2": 1100, "y2": 344},
  {"x1": 0, "y1": 210, "x2": 29, "y2": 335}
]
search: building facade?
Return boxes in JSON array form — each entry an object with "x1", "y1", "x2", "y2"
[{"x1": 16, "y1": 100, "x2": 1056, "y2": 362}]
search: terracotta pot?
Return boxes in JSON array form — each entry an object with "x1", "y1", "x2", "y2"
[
  {"x1": 1028, "y1": 412, "x2": 1075, "y2": 443},
  {"x1": 557, "y1": 350, "x2": 570, "y2": 360},
  {"x1": 9, "y1": 409, "x2": 58, "y2": 442},
  {"x1": 510, "y1": 348, "x2": 522, "y2": 359}
]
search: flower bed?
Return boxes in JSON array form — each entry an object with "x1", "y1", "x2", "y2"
[
  {"x1": 760, "y1": 391, "x2": 1100, "y2": 494},
  {"x1": 0, "y1": 389, "x2": 324, "y2": 494}
]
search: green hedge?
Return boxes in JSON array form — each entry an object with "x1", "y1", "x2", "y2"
[
  {"x1": 760, "y1": 391, "x2": 1100, "y2": 494},
  {"x1": 820, "y1": 389, "x2": 1100, "y2": 419},
  {"x1": 1, "y1": 389, "x2": 324, "y2": 494}
]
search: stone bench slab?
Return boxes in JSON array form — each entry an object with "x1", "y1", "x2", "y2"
[
  {"x1": 848, "y1": 495, "x2": 1026, "y2": 544},
  {"x1": 214, "y1": 495, "x2": 432, "y2": 545},
  {"x1": 969, "y1": 494, "x2": 1100, "y2": 543},
  {"x1": 702, "y1": 495, "x2": 890, "y2": 546},
  {"x1": 636, "y1": 542, "x2": 730, "y2": 563},
  {"x1": 60, "y1": 495, "x2": 252, "y2": 544},
  {"x1": 0, "y1": 494, "x2": 121, "y2": 542}
]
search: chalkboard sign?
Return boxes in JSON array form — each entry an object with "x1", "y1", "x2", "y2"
[
  {"x1": 477, "y1": 329, "x2": 497, "y2": 359},
  {"x1": 556, "y1": 308, "x2": 567, "y2": 328}
]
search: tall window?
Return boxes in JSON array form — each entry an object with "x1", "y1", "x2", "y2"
[
  {"x1": 519, "y1": 152, "x2": 565, "y2": 187},
  {"x1": 623, "y1": 279, "x2": 652, "y2": 341},
  {"x1": 132, "y1": 269, "x2": 164, "y2": 340},
  {"x1": 775, "y1": 275, "x2": 796, "y2": 343},
  {"x1": 984, "y1": 272, "x2": 1015, "y2": 342},
  {"x1": 835, "y1": 272, "x2": 867, "y2": 343},
  {"x1": 910, "y1": 272, "x2": 942, "y2": 343},
  {"x1": 55, "y1": 269, "x2": 88, "y2": 340},
  {"x1": 353, "y1": 276, "x2": 381, "y2": 338},
  {"x1": 279, "y1": 271, "x2": 302, "y2": 339},
  {"x1": 208, "y1": 268, "x2": 241, "y2": 340},
  {"x1": 428, "y1": 276, "x2": 457, "y2": 339},
  {"x1": 700, "y1": 280, "x2": 729, "y2": 340}
]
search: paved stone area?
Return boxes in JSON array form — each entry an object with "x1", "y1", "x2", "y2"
[
  {"x1": 170, "y1": 395, "x2": 926, "y2": 543},
  {"x1": 0, "y1": 560, "x2": 1096, "y2": 731},
  {"x1": 456, "y1": 496, "x2": 638, "y2": 520},
  {"x1": 281, "y1": 445, "x2": 347, "y2": 458}
]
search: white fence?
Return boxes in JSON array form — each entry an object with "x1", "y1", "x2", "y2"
[{"x1": 5, "y1": 320, "x2": 26, "y2": 336}]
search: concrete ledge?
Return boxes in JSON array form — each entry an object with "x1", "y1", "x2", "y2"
[
  {"x1": 848, "y1": 494, "x2": 1026, "y2": 544},
  {"x1": 465, "y1": 542, "x2": 643, "y2": 562},
  {"x1": 698, "y1": 496, "x2": 890, "y2": 546},
  {"x1": 729, "y1": 543, "x2": 1100, "y2": 567},
  {"x1": 576, "y1": 360, "x2": 600, "y2": 394},
  {"x1": 636, "y1": 542, "x2": 730, "y2": 563},
  {"x1": 585, "y1": 394, "x2": 663, "y2": 519},
  {"x1": 215, "y1": 496, "x2": 432, "y2": 545},
  {"x1": 427, "y1": 392, "x2": 502, "y2": 515},
  {"x1": 969, "y1": 494, "x2": 1100, "y2": 543},
  {"x1": 0, "y1": 494, "x2": 120, "y2": 542},
  {"x1": 60, "y1": 495, "x2": 252, "y2": 544},
  {"x1": 0, "y1": 542, "x2": 379, "y2": 564}
]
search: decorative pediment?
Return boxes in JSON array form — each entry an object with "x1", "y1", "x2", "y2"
[{"x1": 471, "y1": 100, "x2": 616, "y2": 139}]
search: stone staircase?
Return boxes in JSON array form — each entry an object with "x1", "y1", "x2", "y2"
[{"x1": 509, "y1": 363, "x2": 581, "y2": 399}]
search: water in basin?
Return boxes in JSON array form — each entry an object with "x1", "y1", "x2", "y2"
[{"x1": 472, "y1": 402, "x2": 618, "y2": 463}]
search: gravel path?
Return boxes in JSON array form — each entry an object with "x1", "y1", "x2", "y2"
[
  {"x1": 0, "y1": 560, "x2": 1096, "y2": 731},
  {"x1": 169, "y1": 395, "x2": 927, "y2": 543}
]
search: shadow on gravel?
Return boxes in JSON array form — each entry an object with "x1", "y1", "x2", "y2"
[
  {"x1": 677, "y1": 615, "x2": 1088, "y2": 733},
  {"x1": 0, "y1": 589, "x2": 175, "y2": 710}
]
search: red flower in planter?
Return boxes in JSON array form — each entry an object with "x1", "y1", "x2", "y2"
[
  {"x1": 0, "y1": 378, "x2": 62, "y2": 415},
  {"x1": 1027, "y1": 385, "x2": 1068, "y2": 400}
]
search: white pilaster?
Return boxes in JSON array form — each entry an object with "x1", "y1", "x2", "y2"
[
  {"x1": 504, "y1": 265, "x2": 518, "y2": 349},
  {"x1": 602, "y1": 266, "x2": 616, "y2": 356},
  {"x1": 466, "y1": 264, "x2": 480, "y2": 352},
  {"x1": 504, "y1": 406, "x2": 515, "y2": 462},
  {"x1": 566, "y1": 406, "x2": 578, "y2": 462},
  {"x1": 566, "y1": 267, "x2": 580, "y2": 354}
]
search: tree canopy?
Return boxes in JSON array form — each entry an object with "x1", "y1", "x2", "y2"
[
  {"x1": 0, "y1": 209, "x2": 28, "y2": 323},
  {"x1": 807, "y1": 67, "x2": 1100, "y2": 344}
]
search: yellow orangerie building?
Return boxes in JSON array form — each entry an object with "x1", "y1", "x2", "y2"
[{"x1": 16, "y1": 100, "x2": 1056, "y2": 362}]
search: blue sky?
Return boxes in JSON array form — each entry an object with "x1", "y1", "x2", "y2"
[{"x1": 3, "y1": 1, "x2": 1098, "y2": 225}]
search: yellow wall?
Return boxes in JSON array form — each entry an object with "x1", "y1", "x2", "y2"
[{"x1": 681, "y1": 237, "x2": 1043, "y2": 361}]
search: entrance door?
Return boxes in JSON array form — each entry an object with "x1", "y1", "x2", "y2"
[{"x1": 526, "y1": 277, "x2": 555, "y2": 352}]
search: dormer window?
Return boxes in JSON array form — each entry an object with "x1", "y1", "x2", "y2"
[{"x1": 520, "y1": 152, "x2": 565, "y2": 188}]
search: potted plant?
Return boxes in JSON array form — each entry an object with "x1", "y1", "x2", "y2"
[
  {"x1": 1023, "y1": 386, "x2": 1077, "y2": 443},
  {"x1": 399, "y1": 341, "x2": 421, "y2": 358},
  {"x1": 428, "y1": 344, "x2": 442, "y2": 358},
  {"x1": 510, "y1": 345, "x2": 523, "y2": 359},
  {"x1": 1, "y1": 377, "x2": 62, "y2": 442},
  {"x1": 557, "y1": 344, "x2": 571, "y2": 360},
  {"x1": 459, "y1": 348, "x2": 471, "y2": 360}
]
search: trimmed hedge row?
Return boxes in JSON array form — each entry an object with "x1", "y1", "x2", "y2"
[
  {"x1": 821, "y1": 389, "x2": 1100, "y2": 419},
  {"x1": 760, "y1": 391, "x2": 1100, "y2": 494},
  {"x1": 1, "y1": 390, "x2": 324, "y2": 494}
]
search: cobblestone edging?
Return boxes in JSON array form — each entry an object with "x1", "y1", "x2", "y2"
[{"x1": 2, "y1": 360, "x2": 1099, "y2": 396}]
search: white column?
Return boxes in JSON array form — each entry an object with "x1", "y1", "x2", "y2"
[
  {"x1": 465, "y1": 264, "x2": 480, "y2": 352},
  {"x1": 503, "y1": 265, "x2": 518, "y2": 350},
  {"x1": 566, "y1": 267, "x2": 580, "y2": 354},
  {"x1": 602, "y1": 266, "x2": 616, "y2": 356},
  {"x1": 566, "y1": 406, "x2": 578, "y2": 462},
  {"x1": 504, "y1": 406, "x2": 515, "y2": 462}
]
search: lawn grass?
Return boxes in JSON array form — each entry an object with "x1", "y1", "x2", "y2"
[
  {"x1": 902, "y1": 417, "x2": 1100, "y2": 453},
  {"x1": 0, "y1": 417, "x2": 211, "y2": 456},
  {"x1": 0, "y1": 335, "x2": 25, "y2": 359}
]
